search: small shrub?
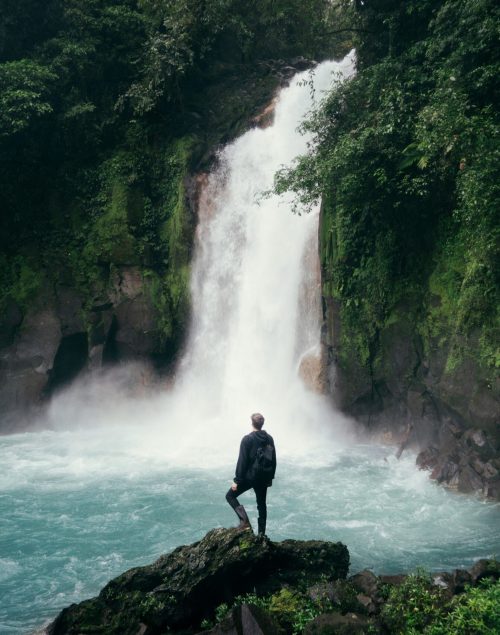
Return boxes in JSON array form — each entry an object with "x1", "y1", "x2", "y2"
[
  {"x1": 245, "y1": 588, "x2": 334, "y2": 634},
  {"x1": 214, "y1": 602, "x2": 230, "y2": 623},
  {"x1": 0, "y1": 254, "x2": 42, "y2": 311},
  {"x1": 428, "y1": 579, "x2": 500, "y2": 635},
  {"x1": 381, "y1": 572, "x2": 500, "y2": 634},
  {"x1": 380, "y1": 570, "x2": 447, "y2": 633}
]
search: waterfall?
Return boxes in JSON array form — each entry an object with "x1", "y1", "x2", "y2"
[
  {"x1": 35, "y1": 53, "x2": 357, "y2": 466},
  {"x1": 36, "y1": 54, "x2": 358, "y2": 467},
  {"x1": 168, "y1": 53, "x2": 357, "y2": 459},
  {"x1": 4, "y1": 54, "x2": 500, "y2": 635}
]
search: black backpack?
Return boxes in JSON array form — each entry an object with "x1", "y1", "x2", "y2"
[{"x1": 249, "y1": 442, "x2": 274, "y2": 484}]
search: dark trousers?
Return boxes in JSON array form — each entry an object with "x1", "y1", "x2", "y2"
[{"x1": 225, "y1": 481, "x2": 268, "y2": 533}]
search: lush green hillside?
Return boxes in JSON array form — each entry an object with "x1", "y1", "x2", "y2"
[
  {"x1": 0, "y1": 0, "x2": 349, "y2": 362},
  {"x1": 276, "y1": 0, "x2": 499, "y2": 390}
]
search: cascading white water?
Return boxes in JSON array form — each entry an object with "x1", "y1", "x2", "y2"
[
  {"x1": 169, "y1": 55, "x2": 356, "y2": 458},
  {"x1": 2, "y1": 52, "x2": 500, "y2": 635}
]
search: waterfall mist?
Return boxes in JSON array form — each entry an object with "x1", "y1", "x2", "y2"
[
  {"x1": 36, "y1": 53, "x2": 358, "y2": 466},
  {"x1": 3, "y1": 52, "x2": 500, "y2": 635}
]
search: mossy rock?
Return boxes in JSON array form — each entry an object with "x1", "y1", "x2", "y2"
[{"x1": 48, "y1": 528, "x2": 349, "y2": 635}]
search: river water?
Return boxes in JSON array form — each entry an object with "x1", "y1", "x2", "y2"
[{"x1": 1, "y1": 54, "x2": 500, "y2": 634}]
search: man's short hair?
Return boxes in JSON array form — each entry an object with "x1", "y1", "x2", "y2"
[{"x1": 251, "y1": 413, "x2": 265, "y2": 429}]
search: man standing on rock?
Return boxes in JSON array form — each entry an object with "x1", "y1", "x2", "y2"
[{"x1": 226, "y1": 413, "x2": 276, "y2": 536}]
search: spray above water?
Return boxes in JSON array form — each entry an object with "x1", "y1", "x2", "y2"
[
  {"x1": 42, "y1": 53, "x2": 358, "y2": 464},
  {"x1": 170, "y1": 53, "x2": 357, "y2": 457}
]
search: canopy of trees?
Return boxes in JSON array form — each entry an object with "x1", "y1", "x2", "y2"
[{"x1": 0, "y1": 0, "x2": 343, "y2": 252}]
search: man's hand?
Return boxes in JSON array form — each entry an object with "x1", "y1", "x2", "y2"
[{"x1": 231, "y1": 481, "x2": 238, "y2": 491}]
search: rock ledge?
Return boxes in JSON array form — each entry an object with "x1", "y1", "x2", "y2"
[{"x1": 47, "y1": 528, "x2": 349, "y2": 635}]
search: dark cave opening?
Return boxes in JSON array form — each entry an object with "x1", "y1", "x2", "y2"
[{"x1": 47, "y1": 332, "x2": 88, "y2": 394}]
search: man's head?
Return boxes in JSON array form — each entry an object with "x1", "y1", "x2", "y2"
[{"x1": 251, "y1": 413, "x2": 265, "y2": 430}]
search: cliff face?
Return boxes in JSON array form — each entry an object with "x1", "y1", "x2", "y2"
[
  {"x1": 0, "y1": 139, "x2": 195, "y2": 431},
  {"x1": 320, "y1": 217, "x2": 500, "y2": 500}
]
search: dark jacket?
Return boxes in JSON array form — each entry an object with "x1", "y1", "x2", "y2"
[{"x1": 234, "y1": 430, "x2": 277, "y2": 486}]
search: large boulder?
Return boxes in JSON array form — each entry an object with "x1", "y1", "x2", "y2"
[
  {"x1": 303, "y1": 612, "x2": 372, "y2": 635},
  {"x1": 47, "y1": 528, "x2": 349, "y2": 635},
  {"x1": 0, "y1": 304, "x2": 62, "y2": 430}
]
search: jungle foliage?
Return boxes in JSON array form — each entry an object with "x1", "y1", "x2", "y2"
[
  {"x1": 203, "y1": 573, "x2": 500, "y2": 635},
  {"x1": 2, "y1": 1, "x2": 498, "y2": 370},
  {"x1": 0, "y1": 0, "x2": 339, "y2": 251},
  {"x1": 0, "y1": 0, "x2": 347, "y2": 353},
  {"x1": 275, "y1": 0, "x2": 499, "y2": 374}
]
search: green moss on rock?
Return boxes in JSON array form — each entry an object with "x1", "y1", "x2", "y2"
[{"x1": 48, "y1": 528, "x2": 349, "y2": 635}]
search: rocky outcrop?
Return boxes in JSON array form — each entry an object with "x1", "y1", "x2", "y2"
[
  {"x1": 0, "y1": 291, "x2": 62, "y2": 431},
  {"x1": 322, "y1": 294, "x2": 500, "y2": 499},
  {"x1": 0, "y1": 266, "x2": 166, "y2": 432},
  {"x1": 42, "y1": 529, "x2": 500, "y2": 635},
  {"x1": 47, "y1": 528, "x2": 349, "y2": 635},
  {"x1": 301, "y1": 561, "x2": 500, "y2": 635},
  {"x1": 416, "y1": 427, "x2": 500, "y2": 499}
]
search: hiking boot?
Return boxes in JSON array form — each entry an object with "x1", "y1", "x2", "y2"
[{"x1": 235, "y1": 505, "x2": 252, "y2": 531}]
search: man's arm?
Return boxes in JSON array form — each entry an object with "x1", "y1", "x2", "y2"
[
  {"x1": 272, "y1": 441, "x2": 277, "y2": 480},
  {"x1": 271, "y1": 436, "x2": 277, "y2": 481},
  {"x1": 234, "y1": 437, "x2": 248, "y2": 485}
]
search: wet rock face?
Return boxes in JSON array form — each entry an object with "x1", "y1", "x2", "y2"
[
  {"x1": 322, "y1": 295, "x2": 500, "y2": 499},
  {"x1": 416, "y1": 426, "x2": 500, "y2": 499},
  {"x1": 47, "y1": 528, "x2": 349, "y2": 635},
  {"x1": 0, "y1": 303, "x2": 62, "y2": 431},
  {"x1": 298, "y1": 349, "x2": 327, "y2": 394},
  {"x1": 0, "y1": 266, "x2": 161, "y2": 431},
  {"x1": 89, "y1": 266, "x2": 159, "y2": 362}
]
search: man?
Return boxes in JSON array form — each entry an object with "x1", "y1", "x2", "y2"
[{"x1": 225, "y1": 412, "x2": 276, "y2": 536}]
